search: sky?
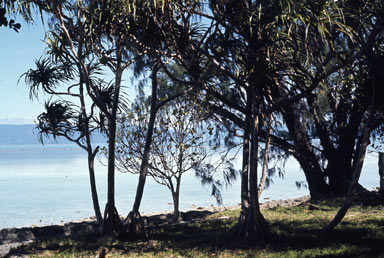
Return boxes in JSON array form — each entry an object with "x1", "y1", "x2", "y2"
[
  {"x1": 0, "y1": 18, "x2": 48, "y2": 124},
  {"x1": 0, "y1": 15, "x2": 139, "y2": 125}
]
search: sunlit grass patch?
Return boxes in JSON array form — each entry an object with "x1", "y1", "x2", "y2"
[{"x1": 15, "y1": 200, "x2": 384, "y2": 258}]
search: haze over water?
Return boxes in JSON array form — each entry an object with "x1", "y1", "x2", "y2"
[{"x1": 0, "y1": 144, "x2": 379, "y2": 229}]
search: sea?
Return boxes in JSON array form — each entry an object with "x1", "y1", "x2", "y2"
[{"x1": 0, "y1": 144, "x2": 380, "y2": 229}]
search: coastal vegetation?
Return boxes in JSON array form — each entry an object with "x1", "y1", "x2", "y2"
[
  {"x1": 1, "y1": 0, "x2": 384, "y2": 256},
  {"x1": 7, "y1": 198, "x2": 384, "y2": 257}
]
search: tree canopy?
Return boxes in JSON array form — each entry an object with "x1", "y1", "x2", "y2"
[{"x1": 6, "y1": 0, "x2": 383, "y2": 246}]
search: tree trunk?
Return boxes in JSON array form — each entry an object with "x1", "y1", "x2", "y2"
[
  {"x1": 173, "y1": 173, "x2": 182, "y2": 222},
  {"x1": 323, "y1": 95, "x2": 375, "y2": 233},
  {"x1": 236, "y1": 98, "x2": 251, "y2": 233},
  {"x1": 102, "y1": 113, "x2": 123, "y2": 236},
  {"x1": 166, "y1": 176, "x2": 182, "y2": 222},
  {"x1": 125, "y1": 65, "x2": 159, "y2": 235},
  {"x1": 102, "y1": 39, "x2": 124, "y2": 237},
  {"x1": 171, "y1": 180, "x2": 181, "y2": 222},
  {"x1": 323, "y1": 123, "x2": 371, "y2": 233},
  {"x1": 326, "y1": 114, "x2": 364, "y2": 194},
  {"x1": 282, "y1": 106, "x2": 329, "y2": 199},
  {"x1": 326, "y1": 158, "x2": 352, "y2": 195},
  {"x1": 236, "y1": 95, "x2": 270, "y2": 245},
  {"x1": 379, "y1": 152, "x2": 384, "y2": 195},
  {"x1": 329, "y1": 97, "x2": 368, "y2": 194},
  {"x1": 258, "y1": 113, "x2": 272, "y2": 198},
  {"x1": 173, "y1": 142, "x2": 183, "y2": 222},
  {"x1": 79, "y1": 71, "x2": 103, "y2": 226},
  {"x1": 88, "y1": 148, "x2": 103, "y2": 225}
]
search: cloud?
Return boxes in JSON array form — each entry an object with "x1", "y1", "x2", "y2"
[{"x1": 0, "y1": 116, "x2": 34, "y2": 125}]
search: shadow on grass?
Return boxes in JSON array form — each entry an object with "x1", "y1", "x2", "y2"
[{"x1": 8, "y1": 204, "x2": 384, "y2": 258}]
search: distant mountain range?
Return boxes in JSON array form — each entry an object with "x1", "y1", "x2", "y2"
[{"x1": 0, "y1": 124, "x2": 105, "y2": 145}]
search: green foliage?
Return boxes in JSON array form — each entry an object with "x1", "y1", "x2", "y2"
[{"x1": 14, "y1": 0, "x2": 384, "y2": 245}]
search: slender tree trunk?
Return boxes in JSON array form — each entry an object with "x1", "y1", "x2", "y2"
[
  {"x1": 322, "y1": 124, "x2": 371, "y2": 233},
  {"x1": 175, "y1": 176, "x2": 181, "y2": 221},
  {"x1": 102, "y1": 107, "x2": 124, "y2": 236},
  {"x1": 125, "y1": 65, "x2": 159, "y2": 235},
  {"x1": 171, "y1": 177, "x2": 182, "y2": 222},
  {"x1": 236, "y1": 93, "x2": 270, "y2": 244},
  {"x1": 88, "y1": 148, "x2": 103, "y2": 225},
  {"x1": 240, "y1": 127, "x2": 250, "y2": 212},
  {"x1": 102, "y1": 39, "x2": 124, "y2": 237},
  {"x1": 379, "y1": 152, "x2": 384, "y2": 195},
  {"x1": 169, "y1": 145, "x2": 184, "y2": 222},
  {"x1": 323, "y1": 95, "x2": 375, "y2": 233},
  {"x1": 258, "y1": 113, "x2": 272, "y2": 198},
  {"x1": 79, "y1": 68, "x2": 103, "y2": 226},
  {"x1": 53, "y1": 2, "x2": 121, "y2": 237},
  {"x1": 235, "y1": 97, "x2": 251, "y2": 233}
]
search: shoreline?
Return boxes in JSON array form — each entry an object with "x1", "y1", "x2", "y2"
[
  {"x1": 1, "y1": 195, "x2": 312, "y2": 230},
  {"x1": 0, "y1": 196, "x2": 310, "y2": 257},
  {"x1": 0, "y1": 195, "x2": 311, "y2": 231}
]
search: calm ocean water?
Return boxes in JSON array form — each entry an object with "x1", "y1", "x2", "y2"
[{"x1": 0, "y1": 144, "x2": 380, "y2": 229}]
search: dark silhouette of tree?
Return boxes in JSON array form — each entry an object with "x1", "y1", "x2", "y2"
[
  {"x1": 323, "y1": 0, "x2": 384, "y2": 230},
  {"x1": 23, "y1": 53, "x2": 104, "y2": 226},
  {"x1": 116, "y1": 0, "x2": 355, "y2": 244},
  {"x1": 379, "y1": 153, "x2": 384, "y2": 196},
  {"x1": 0, "y1": 7, "x2": 20, "y2": 31},
  {"x1": 27, "y1": 0, "x2": 141, "y2": 236},
  {"x1": 323, "y1": 92, "x2": 376, "y2": 233},
  {"x1": 261, "y1": 0, "x2": 384, "y2": 198},
  {"x1": 0, "y1": 0, "x2": 32, "y2": 31},
  {"x1": 258, "y1": 113, "x2": 273, "y2": 198}
]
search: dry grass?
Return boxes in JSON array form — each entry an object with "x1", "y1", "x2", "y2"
[{"x1": 9, "y1": 198, "x2": 384, "y2": 258}]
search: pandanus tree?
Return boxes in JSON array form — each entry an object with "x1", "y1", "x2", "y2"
[
  {"x1": 23, "y1": 52, "x2": 104, "y2": 225},
  {"x1": 133, "y1": 0, "x2": 355, "y2": 243},
  {"x1": 28, "y1": 0, "x2": 143, "y2": 236},
  {"x1": 93, "y1": 2, "x2": 198, "y2": 234}
]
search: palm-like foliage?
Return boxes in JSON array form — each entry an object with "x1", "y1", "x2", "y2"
[
  {"x1": 36, "y1": 100, "x2": 76, "y2": 143},
  {"x1": 24, "y1": 58, "x2": 75, "y2": 100}
]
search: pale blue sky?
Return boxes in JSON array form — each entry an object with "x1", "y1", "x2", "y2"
[
  {"x1": 0, "y1": 16, "x2": 139, "y2": 125},
  {"x1": 0, "y1": 18, "x2": 48, "y2": 124}
]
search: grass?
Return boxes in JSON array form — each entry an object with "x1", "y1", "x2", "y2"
[{"x1": 11, "y1": 198, "x2": 384, "y2": 258}]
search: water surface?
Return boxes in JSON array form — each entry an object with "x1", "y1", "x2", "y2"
[{"x1": 0, "y1": 144, "x2": 379, "y2": 229}]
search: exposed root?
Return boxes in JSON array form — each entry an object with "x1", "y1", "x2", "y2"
[
  {"x1": 124, "y1": 211, "x2": 148, "y2": 238},
  {"x1": 235, "y1": 205, "x2": 270, "y2": 246},
  {"x1": 101, "y1": 204, "x2": 124, "y2": 237}
]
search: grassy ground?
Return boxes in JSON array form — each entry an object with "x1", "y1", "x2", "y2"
[{"x1": 12, "y1": 198, "x2": 384, "y2": 258}]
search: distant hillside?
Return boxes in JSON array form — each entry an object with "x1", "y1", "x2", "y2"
[{"x1": 0, "y1": 124, "x2": 105, "y2": 145}]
